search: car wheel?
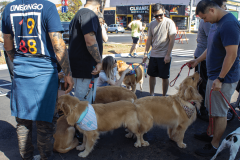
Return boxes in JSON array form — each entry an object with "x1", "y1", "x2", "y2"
[
  {"x1": 115, "y1": 30, "x2": 118, "y2": 34},
  {"x1": 122, "y1": 32, "x2": 124, "y2": 34}
]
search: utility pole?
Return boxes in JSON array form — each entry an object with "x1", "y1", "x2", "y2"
[{"x1": 188, "y1": 0, "x2": 193, "y2": 33}]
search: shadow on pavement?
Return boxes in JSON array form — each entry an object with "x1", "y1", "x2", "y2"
[{"x1": 0, "y1": 120, "x2": 20, "y2": 159}]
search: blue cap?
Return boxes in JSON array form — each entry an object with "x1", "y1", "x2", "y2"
[{"x1": 137, "y1": 14, "x2": 142, "y2": 19}]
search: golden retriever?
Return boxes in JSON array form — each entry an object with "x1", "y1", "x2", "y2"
[
  {"x1": 134, "y1": 72, "x2": 202, "y2": 148},
  {"x1": 53, "y1": 115, "x2": 79, "y2": 153},
  {"x1": 57, "y1": 95, "x2": 142, "y2": 158},
  {"x1": 94, "y1": 86, "x2": 137, "y2": 103},
  {"x1": 117, "y1": 60, "x2": 144, "y2": 93}
]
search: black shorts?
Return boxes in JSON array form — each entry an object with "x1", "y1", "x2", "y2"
[
  {"x1": 147, "y1": 57, "x2": 171, "y2": 79},
  {"x1": 132, "y1": 37, "x2": 139, "y2": 44}
]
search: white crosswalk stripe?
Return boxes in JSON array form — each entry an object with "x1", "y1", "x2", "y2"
[{"x1": 172, "y1": 49, "x2": 194, "y2": 58}]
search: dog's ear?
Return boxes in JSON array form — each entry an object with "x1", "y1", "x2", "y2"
[{"x1": 184, "y1": 86, "x2": 194, "y2": 101}]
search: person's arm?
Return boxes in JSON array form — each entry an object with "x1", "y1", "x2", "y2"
[
  {"x1": 164, "y1": 34, "x2": 175, "y2": 64},
  {"x1": 3, "y1": 34, "x2": 14, "y2": 62},
  {"x1": 101, "y1": 24, "x2": 108, "y2": 42},
  {"x1": 212, "y1": 45, "x2": 238, "y2": 91},
  {"x1": 188, "y1": 49, "x2": 207, "y2": 68},
  {"x1": 108, "y1": 68, "x2": 130, "y2": 86},
  {"x1": 84, "y1": 32, "x2": 102, "y2": 75},
  {"x1": 49, "y1": 32, "x2": 74, "y2": 93},
  {"x1": 142, "y1": 27, "x2": 152, "y2": 63}
]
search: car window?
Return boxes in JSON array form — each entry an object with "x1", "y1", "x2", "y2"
[
  {"x1": 109, "y1": 25, "x2": 113, "y2": 27},
  {"x1": 114, "y1": 25, "x2": 117, "y2": 27}
]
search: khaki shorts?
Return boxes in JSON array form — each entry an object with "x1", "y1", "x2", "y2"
[{"x1": 205, "y1": 79, "x2": 237, "y2": 117}]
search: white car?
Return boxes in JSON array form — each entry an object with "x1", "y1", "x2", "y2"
[{"x1": 107, "y1": 24, "x2": 125, "y2": 34}]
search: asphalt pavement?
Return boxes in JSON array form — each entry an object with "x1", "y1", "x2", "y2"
[{"x1": 0, "y1": 34, "x2": 240, "y2": 160}]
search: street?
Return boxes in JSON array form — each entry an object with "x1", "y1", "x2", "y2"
[{"x1": 0, "y1": 33, "x2": 240, "y2": 160}]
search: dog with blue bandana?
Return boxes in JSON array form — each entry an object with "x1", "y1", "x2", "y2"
[{"x1": 57, "y1": 95, "x2": 142, "y2": 158}]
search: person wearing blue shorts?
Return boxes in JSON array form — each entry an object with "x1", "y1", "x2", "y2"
[{"x1": 2, "y1": 0, "x2": 74, "y2": 159}]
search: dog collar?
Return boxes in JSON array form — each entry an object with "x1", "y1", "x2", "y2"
[{"x1": 76, "y1": 106, "x2": 89, "y2": 124}]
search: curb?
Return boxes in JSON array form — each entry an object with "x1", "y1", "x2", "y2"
[
  {"x1": 0, "y1": 64, "x2": 7, "y2": 70},
  {"x1": 0, "y1": 53, "x2": 144, "y2": 71}
]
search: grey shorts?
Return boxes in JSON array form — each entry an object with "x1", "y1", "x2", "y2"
[
  {"x1": 73, "y1": 78, "x2": 98, "y2": 104},
  {"x1": 205, "y1": 79, "x2": 237, "y2": 117}
]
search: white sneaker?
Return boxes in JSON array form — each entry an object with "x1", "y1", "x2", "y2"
[
  {"x1": 0, "y1": 91, "x2": 7, "y2": 97},
  {"x1": 33, "y1": 155, "x2": 41, "y2": 160}
]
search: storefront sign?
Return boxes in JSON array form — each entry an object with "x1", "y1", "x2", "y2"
[
  {"x1": 129, "y1": 6, "x2": 149, "y2": 14},
  {"x1": 117, "y1": 5, "x2": 149, "y2": 15}
]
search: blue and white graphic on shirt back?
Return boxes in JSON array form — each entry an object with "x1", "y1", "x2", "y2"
[{"x1": 10, "y1": 9, "x2": 44, "y2": 55}]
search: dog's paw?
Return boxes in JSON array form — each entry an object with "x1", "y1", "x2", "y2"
[
  {"x1": 134, "y1": 142, "x2": 142, "y2": 148},
  {"x1": 141, "y1": 141, "x2": 149, "y2": 147},
  {"x1": 78, "y1": 151, "x2": 89, "y2": 158},
  {"x1": 125, "y1": 133, "x2": 133, "y2": 138},
  {"x1": 76, "y1": 145, "x2": 85, "y2": 151},
  {"x1": 178, "y1": 143, "x2": 187, "y2": 148}
]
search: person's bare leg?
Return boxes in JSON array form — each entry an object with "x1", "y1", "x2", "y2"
[
  {"x1": 129, "y1": 43, "x2": 137, "y2": 55},
  {"x1": 211, "y1": 116, "x2": 227, "y2": 148},
  {"x1": 149, "y1": 76, "x2": 156, "y2": 96},
  {"x1": 162, "y1": 78, "x2": 169, "y2": 96}
]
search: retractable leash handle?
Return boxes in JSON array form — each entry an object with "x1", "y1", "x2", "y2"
[{"x1": 144, "y1": 63, "x2": 147, "y2": 78}]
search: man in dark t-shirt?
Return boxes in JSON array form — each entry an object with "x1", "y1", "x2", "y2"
[
  {"x1": 69, "y1": 0, "x2": 102, "y2": 104},
  {"x1": 189, "y1": 0, "x2": 240, "y2": 157}
]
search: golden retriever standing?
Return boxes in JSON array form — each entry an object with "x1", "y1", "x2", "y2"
[
  {"x1": 134, "y1": 72, "x2": 202, "y2": 148},
  {"x1": 117, "y1": 60, "x2": 144, "y2": 93},
  {"x1": 94, "y1": 86, "x2": 137, "y2": 103},
  {"x1": 57, "y1": 95, "x2": 142, "y2": 158}
]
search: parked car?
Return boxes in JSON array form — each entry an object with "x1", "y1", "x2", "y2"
[
  {"x1": 107, "y1": 24, "x2": 125, "y2": 33},
  {"x1": 61, "y1": 21, "x2": 70, "y2": 44}
]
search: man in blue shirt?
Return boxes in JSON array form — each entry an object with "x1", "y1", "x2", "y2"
[
  {"x1": 2, "y1": 0, "x2": 73, "y2": 159},
  {"x1": 189, "y1": 0, "x2": 240, "y2": 157}
]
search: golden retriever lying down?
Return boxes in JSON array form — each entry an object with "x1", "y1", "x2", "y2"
[
  {"x1": 94, "y1": 86, "x2": 137, "y2": 103},
  {"x1": 117, "y1": 60, "x2": 144, "y2": 93},
  {"x1": 134, "y1": 72, "x2": 202, "y2": 148},
  {"x1": 53, "y1": 115, "x2": 79, "y2": 153},
  {"x1": 57, "y1": 95, "x2": 141, "y2": 158}
]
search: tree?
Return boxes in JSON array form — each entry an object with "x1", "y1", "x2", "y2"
[
  {"x1": 59, "y1": 11, "x2": 75, "y2": 21},
  {"x1": 68, "y1": 0, "x2": 82, "y2": 14},
  {"x1": 0, "y1": 1, "x2": 10, "y2": 19}
]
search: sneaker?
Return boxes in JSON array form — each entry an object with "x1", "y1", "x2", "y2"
[
  {"x1": 133, "y1": 53, "x2": 138, "y2": 57},
  {"x1": 139, "y1": 45, "x2": 142, "y2": 47},
  {"x1": 194, "y1": 132, "x2": 213, "y2": 142},
  {"x1": 0, "y1": 91, "x2": 7, "y2": 97},
  {"x1": 127, "y1": 54, "x2": 132, "y2": 58},
  {"x1": 195, "y1": 143, "x2": 217, "y2": 157}
]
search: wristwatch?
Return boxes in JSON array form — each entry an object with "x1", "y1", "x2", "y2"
[{"x1": 217, "y1": 77, "x2": 224, "y2": 82}]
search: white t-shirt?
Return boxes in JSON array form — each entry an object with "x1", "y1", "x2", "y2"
[{"x1": 97, "y1": 67, "x2": 117, "y2": 87}]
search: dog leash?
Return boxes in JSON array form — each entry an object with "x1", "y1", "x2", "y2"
[
  {"x1": 170, "y1": 63, "x2": 191, "y2": 87},
  {"x1": 207, "y1": 89, "x2": 240, "y2": 136},
  {"x1": 84, "y1": 67, "x2": 95, "y2": 103},
  {"x1": 143, "y1": 63, "x2": 147, "y2": 78}
]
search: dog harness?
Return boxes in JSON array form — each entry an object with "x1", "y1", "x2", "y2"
[
  {"x1": 182, "y1": 102, "x2": 196, "y2": 119},
  {"x1": 126, "y1": 64, "x2": 140, "y2": 77},
  {"x1": 76, "y1": 104, "x2": 98, "y2": 131}
]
